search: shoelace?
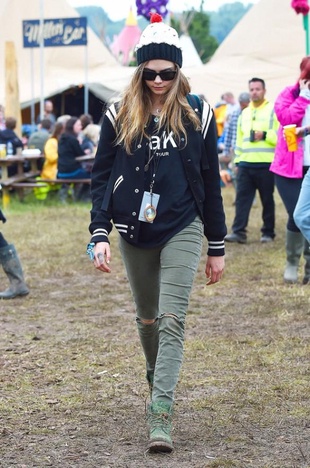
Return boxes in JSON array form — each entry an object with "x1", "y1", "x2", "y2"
[{"x1": 149, "y1": 413, "x2": 171, "y2": 432}]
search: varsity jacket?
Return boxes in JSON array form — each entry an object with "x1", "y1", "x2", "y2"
[
  {"x1": 234, "y1": 100, "x2": 279, "y2": 165},
  {"x1": 89, "y1": 98, "x2": 227, "y2": 257},
  {"x1": 270, "y1": 83, "x2": 310, "y2": 178}
]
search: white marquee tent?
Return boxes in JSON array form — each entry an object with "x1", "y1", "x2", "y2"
[
  {"x1": 0, "y1": 0, "x2": 307, "y2": 115},
  {"x1": 185, "y1": 0, "x2": 306, "y2": 105},
  {"x1": 0, "y1": 0, "x2": 133, "y2": 112}
]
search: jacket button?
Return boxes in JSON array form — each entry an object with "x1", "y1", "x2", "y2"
[
  {"x1": 135, "y1": 166, "x2": 140, "y2": 171},
  {"x1": 187, "y1": 159, "x2": 192, "y2": 163},
  {"x1": 130, "y1": 234, "x2": 134, "y2": 238},
  {"x1": 132, "y1": 212, "x2": 136, "y2": 216},
  {"x1": 137, "y1": 144, "x2": 141, "y2": 148},
  {"x1": 130, "y1": 226, "x2": 134, "y2": 230},
  {"x1": 135, "y1": 189, "x2": 139, "y2": 193}
]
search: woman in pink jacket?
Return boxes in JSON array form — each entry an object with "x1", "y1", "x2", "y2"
[{"x1": 270, "y1": 56, "x2": 310, "y2": 284}]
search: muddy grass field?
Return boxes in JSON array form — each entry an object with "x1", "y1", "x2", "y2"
[{"x1": 0, "y1": 187, "x2": 309, "y2": 468}]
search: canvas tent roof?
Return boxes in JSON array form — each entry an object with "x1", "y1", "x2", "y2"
[
  {"x1": 0, "y1": 0, "x2": 133, "y2": 109},
  {"x1": 179, "y1": 34, "x2": 202, "y2": 68},
  {"x1": 185, "y1": 0, "x2": 305, "y2": 105},
  {"x1": 1, "y1": 0, "x2": 305, "y2": 112}
]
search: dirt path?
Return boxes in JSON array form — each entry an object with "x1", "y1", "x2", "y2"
[{"x1": 0, "y1": 197, "x2": 309, "y2": 467}]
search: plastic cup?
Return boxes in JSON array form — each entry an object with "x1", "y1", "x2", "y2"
[
  {"x1": 0, "y1": 144, "x2": 6, "y2": 158},
  {"x1": 283, "y1": 124, "x2": 298, "y2": 152}
]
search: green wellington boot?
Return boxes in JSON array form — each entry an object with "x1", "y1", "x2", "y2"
[
  {"x1": 303, "y1": 240, "x2": 310, "y2": 285},
  {"x1": 147, "y1": 401, "x2": 173, "y2": 453},
  {"x1": 0, "y1": 244, "x2": 29, "y2": 299},
  {"x1": 284, "y1": 230, "x2": 303, "y2": 283}
]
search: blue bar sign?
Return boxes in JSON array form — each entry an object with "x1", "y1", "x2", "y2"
[{"x1": 23, "y1": 17, "x2": 88, "y2": 48}]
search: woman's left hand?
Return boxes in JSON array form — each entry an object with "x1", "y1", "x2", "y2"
[
  {"x1": 295, "y1": 126, "x2": 307, "y2": 137},
  {"x1": 205, "y1": 256, "x2": 225, "y2": 285}
]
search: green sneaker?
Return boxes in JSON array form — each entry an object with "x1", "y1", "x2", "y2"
[{"x1": 147, "y1": 401, "x2": 173, "y2": 453}]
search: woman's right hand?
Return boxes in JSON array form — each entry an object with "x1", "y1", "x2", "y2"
[
  {"x1": 299, "y1": 78, "x2": 310, "y2": 90},
  {"x1": 93, "y1": 242, "x2": 111, "y2": 273}
]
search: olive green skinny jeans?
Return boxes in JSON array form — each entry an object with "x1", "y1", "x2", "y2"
[{"x1": 119, "y1": 217, "x2": 203, "y2": 405}]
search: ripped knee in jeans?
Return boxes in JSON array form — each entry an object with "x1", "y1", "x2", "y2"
[{"x1": 136, "y1": 317, "x2": 158, "y2": 325}]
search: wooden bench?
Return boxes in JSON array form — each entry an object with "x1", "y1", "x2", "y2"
[
  {"x1": 38, "y1": 178, "x2": 91, "y2": 184},
  {"x1": 0, "y1": 171, "x2": 41, "y2": 188},
  {"x1": 9, "y1": 178, "x2": 91, "y2": 202},
  {"x1": 1, "y1": 174, "x2": 91, "y2": 205},
  {"x1": 10, "y1": 182, "x2": 50, "y2": 188},
  {"x1": 1, "y1": 171, "x2": 41, "y2": 206}
]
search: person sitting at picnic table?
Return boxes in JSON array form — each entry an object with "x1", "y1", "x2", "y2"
[
  {"x1": 34, "y1": 121, "x2": 65, "y2": 201},
  {"x1": 0, "y1": 116, "x2": 24, "y2": 176},
  {"x1": 57, "y1": 117, "x2": 91, "y2": 201},
  {"x1": 81, "y1": 123, "x2": 100, "y2": 154}
]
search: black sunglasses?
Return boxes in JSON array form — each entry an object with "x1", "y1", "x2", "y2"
[{"x1": 142, "y1": 69, "x2": 177, "y2": 81}]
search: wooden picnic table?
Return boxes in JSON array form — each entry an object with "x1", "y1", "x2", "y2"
[
  {"x1": 0, "y1": 153, "x2": 95, "y2": 207},
  {"x1": 75, "y1": 153, "x2": 95, "y2": 162},
  {"x1": 0, "y1": 153, "x2": 43, "y2": 208}
]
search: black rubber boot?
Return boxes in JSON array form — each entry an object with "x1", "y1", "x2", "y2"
[
  {"x1": 303, "y1": 239, "x2": 310, "y2": 285},
  {"x1": 0, "y1": 244, "x2": 30, "y2": 299}
]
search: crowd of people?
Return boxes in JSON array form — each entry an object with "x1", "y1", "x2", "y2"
[
  {"x1": 1, "y1": 13, "x2": 310, "y2": 454},
  {"x1": 0, "y1": 101, "x2": 101, "y2": 201},
  {"x1": 0, "y1": 105, "x2": 100, "y2": 297},
  {"x1": 214, "y1": 58, "x2": 310, "y2": 286}
]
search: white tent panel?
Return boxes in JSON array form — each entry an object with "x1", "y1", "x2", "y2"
[
  {"x1": 0, "y1": 0, "x2": 133, "y2": 107},
  {"x1": 180, "y1": 34, "x2": 202, "y2": 68},
  {"x1": 184, "y1": 0, "x2": 305, "y2": 105}
]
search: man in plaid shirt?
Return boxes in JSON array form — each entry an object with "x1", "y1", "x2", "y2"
[{"x1": 219, "y1": 92, "x2": 250, "y2": 188}]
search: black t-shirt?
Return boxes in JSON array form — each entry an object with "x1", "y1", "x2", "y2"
[{"x1": 138, "y1": 120, "x2": 198, "y2": 247}]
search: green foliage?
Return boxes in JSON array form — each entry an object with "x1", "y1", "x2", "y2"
[
  {"x1": 208, "y1": 2, "x2": 253, "y2": 44},
  {"x1": 188, "y1": 11, "x2": 219, "y2": 63},
  {"x1": 171, "y1": 10, "x2": 218, "y2": 64}
]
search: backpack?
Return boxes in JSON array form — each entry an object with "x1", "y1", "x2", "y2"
[{"x1": 187, "y1": 93, "x2": 203, "y2": 121}]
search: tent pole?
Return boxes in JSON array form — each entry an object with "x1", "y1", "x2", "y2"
[
  {"x1": 30, "y1": 48, "x2": 35, "y2": 127},
  {"x1": 303, "y1": 14, "x2": 309, "y2": 55},
  {"x1": 39, "y1": 0, "x2": 44, "y2": 121},
  {"x1": 84, "y1": 45, "x2": 89, "y2": 114}
]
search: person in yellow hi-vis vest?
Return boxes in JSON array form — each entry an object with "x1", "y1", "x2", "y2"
[{"x1": 225, "y1": 77, "x2": 279, "y2": 244}]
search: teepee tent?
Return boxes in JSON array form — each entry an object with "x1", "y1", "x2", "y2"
[
  {"x1": 185, "y1": 0, "x2": 305, "y2": 105},
  {"x1": 110, "y1": 8, "x2": 142, "y2": 66},
  {"x1": 180, "y1": 34, "x2": 202, "y2": 68},
  {"x1": 178, "y1": 10, "x2": 202, "y2": 68},
  {"x1": 0, "y1": 0, "x2": 133, "y2": 122}
]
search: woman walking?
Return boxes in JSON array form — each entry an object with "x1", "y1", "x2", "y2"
[
  {"x1": 88, "y1": 14, "x2": 226, "y2": 453},
  {"x1": 270, "y1": 56, "x2": 310, "y2": 284}
]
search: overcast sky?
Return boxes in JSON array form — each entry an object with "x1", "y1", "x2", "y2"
[{"x1": 67, "y1": 0, "x2": 259, "y2": 21}]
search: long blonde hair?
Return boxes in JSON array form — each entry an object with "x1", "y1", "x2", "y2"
[{"x1": 115, "y1": 64, "x2": 201, "y2": 154}]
